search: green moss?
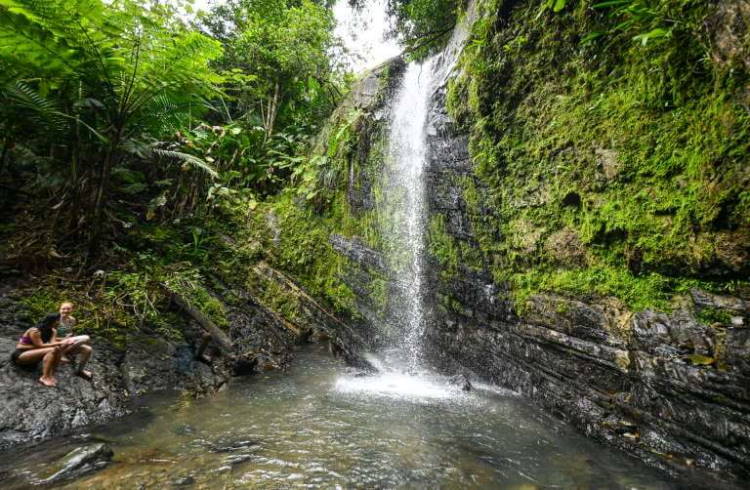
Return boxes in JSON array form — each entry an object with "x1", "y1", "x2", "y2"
[
  {"x1": 428, "y1": 214, "x2": 460, "y2": 277},
  {"x1": 444, "y1": 0, "x2": 750, "y2": 313},
  {"x1": 369, "y1": 275, "x2": 389, "y2": 316},
  {"x1": 696, "y1": 307, "x2": 734, "y2": 326},
  {"x1": 18, "y1": 288, "x2": 58, "y2": 319}
]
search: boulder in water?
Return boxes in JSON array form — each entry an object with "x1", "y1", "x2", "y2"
[
  {"x1": 448, "y1": 373, "x2": 472, "y2": 392},
  {"x1": 36, "y1": 442, "x2": 113, "y2": 485}
]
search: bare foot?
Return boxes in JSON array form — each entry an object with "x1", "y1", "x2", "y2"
[
  {"x1": 60, "y1": 356, "x2": 71, "y2": 364},
  {"x1": 39, "y1": 376, "x2": 57, "y2": 387},
  {"x1": 75, "y1": 370, "x2": 93, "y2": 381}
]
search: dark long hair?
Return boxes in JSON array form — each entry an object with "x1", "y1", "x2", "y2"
[{"x1": 36, "y1": 313, "x2": 60, "y2": 343}]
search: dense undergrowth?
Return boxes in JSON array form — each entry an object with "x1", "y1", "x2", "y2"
[
  {"x1": 0, "y1": 0, "x2": 351, "y2": 341},
  {"x1": 438, "y1": 0, "x2": 750, "y2": 311}
]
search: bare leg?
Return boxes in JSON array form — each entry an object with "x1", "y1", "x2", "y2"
[
  {"x1": 16, "y1": 347, "x2": 58, "y2": 366},
  {"x1": 40, "y1": 346, "x2": 62, "y2": 387},
  {"x1": 74, "y1": 345, "x2": 93, "y2": 379},
  {"x1": 61, "y1": 335, "x2": 90, "y2": 356}
]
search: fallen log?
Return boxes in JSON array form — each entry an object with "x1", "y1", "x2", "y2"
[{"x1": 166, "y1": 288, "x2": 235, "y2": 355}]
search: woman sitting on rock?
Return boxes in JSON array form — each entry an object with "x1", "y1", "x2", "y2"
[
  {"x1": 10, "y1": 313, "x2": 92, "y2": 386},
  {"x1": 56, "y1": 301, "x2": 93, "y2": 379}
]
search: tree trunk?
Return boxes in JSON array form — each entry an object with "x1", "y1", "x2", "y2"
[
  {"x1": 167, "y1": 289, "x2": 235, "y2": 355},
  {"x1": 87, "y1": 135, "x2": 118, "y2": 262},
  {"x1": 265, "y1": 82, "x2": 280, "y2": 139}
]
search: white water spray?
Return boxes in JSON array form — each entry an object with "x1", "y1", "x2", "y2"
[
  {"x1": 382, "y1": 62, "x2": 432, "y2": 371},
  {"x1": 333, "y1": 1, "x2": 478, "y2": 399},
  {"x1": 381, "y1": 2, "x2": 478, "y2": 371}
]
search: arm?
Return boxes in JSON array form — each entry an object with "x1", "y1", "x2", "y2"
[{"x1": 29, "y1": 329, "x2": 65, "y2": 348}]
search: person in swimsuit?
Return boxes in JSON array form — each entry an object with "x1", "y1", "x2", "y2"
[
  {"x1": 56, "y1": 301, "x2": 93, "y2": 378},
  {"x1": 11, "y1": 313, "x2": 92, "y2": 386}
]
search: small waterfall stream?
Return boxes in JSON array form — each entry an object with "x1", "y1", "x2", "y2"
[
  {"x1": 383, "y1": 62, "x2": 431, "y2": 371},
  {"x1": 382, "y1": 3, "x2": 478, "y2": 371},
  {"x1": 333, "y1": 1, "x2": 479, "y2": 397}
]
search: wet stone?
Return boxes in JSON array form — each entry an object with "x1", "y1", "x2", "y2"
[
  {"x1": 172, "y1": 475, "x2": 195, "y2": 486},
  {"x1": 37, "y1": 442, "x2": 114, "y2": 485}
]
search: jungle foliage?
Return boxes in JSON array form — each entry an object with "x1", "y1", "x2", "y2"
[
  {"x1": 388, "y1": 0, "x2": 461, "y2": 59},
  {"x1": 0, "y1": 0, "x2": 347, "y2": 337}
]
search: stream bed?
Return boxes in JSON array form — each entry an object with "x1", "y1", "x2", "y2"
[{"x1": 0, "y1": 346, "x2": 705, "y2": 488}]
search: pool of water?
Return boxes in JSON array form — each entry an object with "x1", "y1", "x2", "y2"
[{"x1": 3, "y1": 346, "x2": 703, "y2": 488}]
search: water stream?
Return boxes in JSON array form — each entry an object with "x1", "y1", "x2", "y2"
[
  {"x1": 1, "y1": 345, "x2": 686, "y2": 488},
  {"x1": 376, "y1": 1, "x2": 478, "y2": 374}
]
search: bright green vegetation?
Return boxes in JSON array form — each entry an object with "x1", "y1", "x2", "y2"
[
  {"x1": 3, "y1": 0, "x2": 748, "y2": 342},
  {"x1": 436, "y1": 0, "x2": 750, "y2": 312},
  {"x1": 247, "y1": 64, "x2": 400, "y2": 317},
  {"x1": 0, "y1": 0, "x2": 350, "y2": 339}
]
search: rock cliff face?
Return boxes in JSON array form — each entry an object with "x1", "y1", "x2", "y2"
[
  {"x1": 420, "y1": 88, "x2": 750, "y2": 477},
  {"x1": 318, "y1": 12, "x2": 750, "y2": 485}
]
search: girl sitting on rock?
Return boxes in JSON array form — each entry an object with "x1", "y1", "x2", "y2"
[
  {"x1": 56, "y1": 301, "x2": 93, "y2": 379},
  {"x1": 10, "y1": 313, "x2": 92, "y2": 386}
]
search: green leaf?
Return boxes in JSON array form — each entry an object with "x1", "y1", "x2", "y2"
[
  {"x1": 632, "y1": 28, "x2": 670, "y2": 46},
  {"x1": 153, "y1": 149, "x2": 218, "y2": 178},
  {"x1": 686, "y1": 354, "x2": 714, "y2": 366}
]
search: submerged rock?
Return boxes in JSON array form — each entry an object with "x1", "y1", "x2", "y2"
[
  {"x1": 36, "y1": 442, "x2": 113, "y2": 485},
  {"x1": 205, "y1": 438, "x2": 260, "y2": 453},
  {"x1": 448, "y1": 373, "x2": 472, "y2": 392},
  {"x1": 171, "y1": 475, "x2": 195, "y2": 486}
]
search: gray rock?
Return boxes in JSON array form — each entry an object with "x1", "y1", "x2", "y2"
[
  {"x1": 330, "y1": 234, "x2": 386, "y2": 272},
  {"x1": 36, "y1": 442, "x2": 113, "y2": 484},
  {"x1": 172, "y1": 475, "x2": 195, "y2": 486}
]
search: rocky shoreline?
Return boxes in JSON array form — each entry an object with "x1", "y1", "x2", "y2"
[{"x1": 0, "y1": 264, "x2": 364, "y2": 460}]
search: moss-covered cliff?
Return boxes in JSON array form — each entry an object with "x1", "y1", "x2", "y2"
[
  {"x1": 242, "y1": 59, "x2": 412, "y2": 334},
  {"x1": 443, "y1": 0, "x2": 749, "y2": 311},
  {"x1": 259, "y1": 0, "x2": 750, "y2": 483}
]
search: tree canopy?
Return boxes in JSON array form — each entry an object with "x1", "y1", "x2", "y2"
[{"x1": 0, "y1": 0, "x2": 346, "y2": 266}]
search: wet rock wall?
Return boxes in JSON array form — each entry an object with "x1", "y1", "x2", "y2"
[{"x1": 418, "y1": 72, "x2": 750, "y2": 484}]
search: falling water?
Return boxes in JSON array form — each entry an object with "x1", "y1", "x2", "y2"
[
  {"x1": 381, "y1": 3, "x2": 478, "y2": 371},
  {"x1": 383, "y1": 62, "x2": 432, "y2": 370},
  {"x1": 329, "y1": 1, "x2": 480, "y2": 397}
]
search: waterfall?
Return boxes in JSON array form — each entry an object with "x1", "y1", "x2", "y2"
[
  {"x1": 382, "y1": 63, "x2": 431, "y2": 370},
  {"x1": 331, "y1": 1, "x2": 478, "y2": 398},
  {"x1": 381, "y1": 3, "x2": 478, "y2": 371}
]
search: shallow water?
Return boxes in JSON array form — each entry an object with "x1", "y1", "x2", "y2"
[{"x1": 0, "y1": 345, "x2": 694, "y2": 488}]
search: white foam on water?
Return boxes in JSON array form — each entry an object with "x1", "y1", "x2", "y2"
[{"x1": 334, "y1": 371, "x2": 461, "y2": 401}]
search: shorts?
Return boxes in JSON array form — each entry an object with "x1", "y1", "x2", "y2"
[{"x1": 10, "y1": 349, "x2": 38, "y2": 370}]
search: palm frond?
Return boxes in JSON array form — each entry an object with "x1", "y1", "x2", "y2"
[{"x1": 153, "y1": 148, "x2": 218, "y2": 178}]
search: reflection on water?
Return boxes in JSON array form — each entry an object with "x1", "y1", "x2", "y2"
[{"x1": 22, "y1": 345, "x2": 689, "y2": 489}]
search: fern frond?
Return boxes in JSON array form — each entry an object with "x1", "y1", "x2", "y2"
[
  {"x1": 153, "y1": 149, "x2": 218, "y2": 178},
  {"x1": 3, "y1": 80, "x2": 68, "y2": 131}
]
